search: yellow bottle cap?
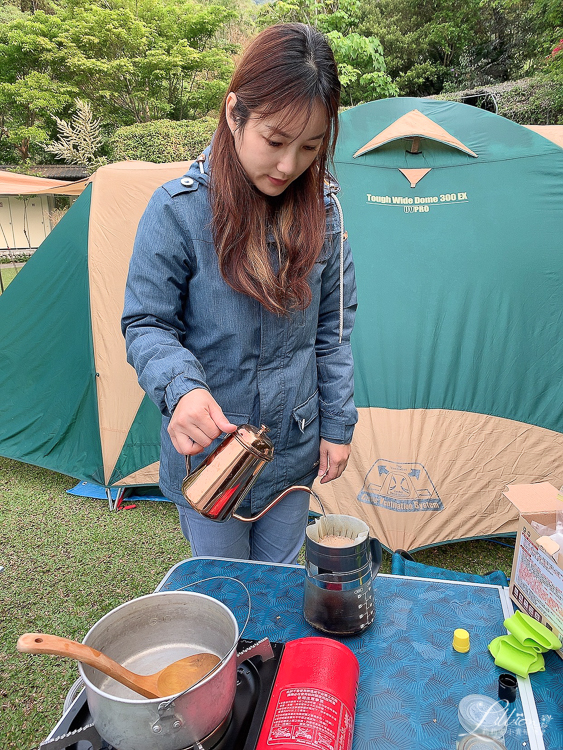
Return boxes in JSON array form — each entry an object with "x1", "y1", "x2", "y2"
[{"x1": 453, "y1": 628, "x2": 470, "y2": 653}]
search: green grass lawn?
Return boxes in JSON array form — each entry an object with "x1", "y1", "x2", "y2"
[
  {"x1": 0, "y1": 266, "x2": 19, "y2": 294},
  {"x1": 0, "y1": 456, "x2": 515, "y2": 750},
  {"x1": 0, "y1": 457, "x2": 189, "y2": 750}
]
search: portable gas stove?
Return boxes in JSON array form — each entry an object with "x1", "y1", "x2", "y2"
[{"x1": 40, "y1": 639, "x2": 284, "y2": 750}]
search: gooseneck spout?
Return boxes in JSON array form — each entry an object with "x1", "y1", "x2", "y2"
[{"x1": 233, "y1": 486, "x2": 326, "y2": 523}]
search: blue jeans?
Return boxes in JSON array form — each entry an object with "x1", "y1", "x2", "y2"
[{"x1": 177, "y1": 489, "x2": 311, "y2": 564}]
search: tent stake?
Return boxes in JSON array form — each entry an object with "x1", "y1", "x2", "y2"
[{"x1": 106, "y1": 487, "x2": 125, "y2": 512}]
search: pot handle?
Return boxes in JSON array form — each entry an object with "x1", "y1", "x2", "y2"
[
  {"x1": 155, "y1": 635, "x2": 275, "y2": 743},
  {"x1": 370, "y1": 537, "x2": 382, "y2": 577},
  {"x1": 157, "y1": 576, "x2": 252, "y2": 712}
]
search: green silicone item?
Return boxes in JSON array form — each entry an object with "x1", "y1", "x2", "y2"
[
  {"x1": 490, "y1": 633, "x2": 538, "y2": 657},
  {"x1": 504, "y1": 611, "x2": 562, "y2": 652},
  {"x1": 488, "y1": 635, "x2": 545, "y2": 677}
]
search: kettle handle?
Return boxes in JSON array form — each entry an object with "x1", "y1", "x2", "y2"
[{"x1": 370, "y1": 537, "x2": 382, "y2": 577}]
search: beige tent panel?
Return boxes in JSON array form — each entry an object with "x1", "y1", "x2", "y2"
[
  {"x1": 353, "y1": 109, "x2": 478, "y2": 158},
  {"x1": 88, "y1": 161, "x2": 193, "y2": 485},
  {"x1": 0, "y1": 170, "x2": 89, "y2": 195},
  {"x1": 114, "y1": 461, "x2": 160, "y2": 487},
  {"x1": 314, "y1": 407, "x2": 563, "y2": 551},
  {"x1": 398, "y1": 168, "x2": 432, "y2": 188},
  {"x1": 43, "y1": 179, "x2": 89, "y2": 196},
  {"x1": 523, "y1": 125, "x2": 563, "y2": 149}
]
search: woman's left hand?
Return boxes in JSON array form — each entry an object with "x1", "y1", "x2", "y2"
[{"x1": 318, "y1": 439, "x2": 351, "y2": 484}]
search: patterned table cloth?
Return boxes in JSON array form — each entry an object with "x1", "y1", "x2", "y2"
[{"x1": 156, "y1": 557, "x2": 563, "y2": 750}]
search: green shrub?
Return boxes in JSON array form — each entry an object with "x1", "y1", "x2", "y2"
[
  {"x1": 108, "y1": 117, "x2": 218, "y2": 163},
  {"x1": 0, "y1": 253, "x2": 32, "y2": 264},
  {"x1": 432, "y1": 77, "x2": 563, "y2": 124},
  {"x1": 500, "y1": 77, "x2": 563, "y2": 125}
]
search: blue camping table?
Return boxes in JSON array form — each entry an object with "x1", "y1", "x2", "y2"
[{"x1": 156, "y1": 558, "x2": 563, "y2": 750}]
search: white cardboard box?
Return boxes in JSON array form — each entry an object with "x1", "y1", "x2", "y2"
[{"x1": 503, "y1": 482, "x2": 563, "y2": 660}]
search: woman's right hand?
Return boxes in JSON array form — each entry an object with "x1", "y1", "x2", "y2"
[{"x1": 168, "y1": 388, "x2": 237, "y2": 455}]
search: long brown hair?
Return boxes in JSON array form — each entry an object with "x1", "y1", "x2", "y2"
[{"x1": 211, "y1": 23, "x2": 340, "y2": 316}]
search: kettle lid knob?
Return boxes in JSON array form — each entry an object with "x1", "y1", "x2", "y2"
[{"x1": 235, "y1": 423, "x2": 274, "y2": 461}]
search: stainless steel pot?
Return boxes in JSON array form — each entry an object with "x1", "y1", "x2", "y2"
[{"x1": 77, "y1": 591, "x2": 238, "y2": 750}]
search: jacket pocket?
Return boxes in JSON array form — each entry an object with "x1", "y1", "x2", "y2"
[
  {"x1": 315, "y1": 240, "x2": 333, "y2": 264},
  {"x1": 292, "y1": 390, "x2": 319, "y2": 433},
  {"x1": 286, "y1": 391, "x2": 320, "y2": 473}
]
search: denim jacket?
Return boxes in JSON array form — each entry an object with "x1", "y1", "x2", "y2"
[{"x1": 122, "y1": 145, "x2": 358, "y2": 512}]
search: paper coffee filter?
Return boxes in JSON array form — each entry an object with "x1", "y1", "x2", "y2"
[{"x1": 308, "y1": 513, "x2": 369, "y2": 545}]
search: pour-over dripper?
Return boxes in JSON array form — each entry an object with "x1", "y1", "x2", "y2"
[
  {"x1": 303, "y1": 514, "x2": 382, "y2": 635},
  {"x1": 309, "y1": 514, "x2": 370, "y2": 548}
]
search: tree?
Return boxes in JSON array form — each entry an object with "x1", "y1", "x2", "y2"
[
  {"x1": 0, "y1": 73, "x2": 76, "y2": 162},
  {"x1": 0, "y1": 10, "x2": 76, "y2": 161},
  {"x1": 44, "y1": 98, "x2": 107, "y2": 169},
  {"x1": 258, "y1": 0, "x2": 398, "y2": 106},
  {"x1": 539, "y1": 34, "x2": 563, "y2": 122},
  {"x1": 357, "y1": 0, "x2": 484, "y2": 95},
  {"x1": 447, "y1": 0, "x2": 543, "y2": 88},
  {"x1": 107, "y1": 116, "x2": 218, "y2": 162},
  {"x1": 0, "y1": 2, "x2": 27, "y2": 23},
  {"x1": 357, "y1": 0, "x2": 559, "y2": 95},
  {"x1": 51, "y1": 0, "x2": 238, "y2": 124},
  {"x1": 0, "y1": 0, "x2": 241, "y2": 161}
]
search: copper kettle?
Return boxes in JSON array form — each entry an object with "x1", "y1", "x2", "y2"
[{"x1": 181, "y1": 424, "x2": 323, "y2": 522}]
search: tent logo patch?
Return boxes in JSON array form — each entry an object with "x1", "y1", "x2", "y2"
[{"x1": 358, "y1": 460, "x2": 443, "y2": 512}]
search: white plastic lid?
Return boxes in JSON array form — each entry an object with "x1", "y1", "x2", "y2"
[
  {"x1": 457, "y1": 735, "x2": 507, "y2": 750},
  {"x1": 458, "y1": 695, "x2": 508, "y2": 740}
]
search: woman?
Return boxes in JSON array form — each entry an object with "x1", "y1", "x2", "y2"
[{"x1": 122, "y1": 23, "x2": 357, "y2": 563}]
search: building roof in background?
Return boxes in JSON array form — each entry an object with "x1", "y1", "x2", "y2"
[
  {"x1": 0, "y1": 170, "x2": 89, "y2": 195},
  {"x1": 0, "y1": 165, "x2": 89, "y2": 181}
]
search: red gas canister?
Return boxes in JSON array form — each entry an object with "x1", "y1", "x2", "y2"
[{"x1": 255, "y1": 637, "x2": 359, "y2": 750}]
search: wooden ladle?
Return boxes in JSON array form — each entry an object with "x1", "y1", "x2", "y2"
[{"x1": 17, "y1": 632, "x2": 221, "y2": 699}]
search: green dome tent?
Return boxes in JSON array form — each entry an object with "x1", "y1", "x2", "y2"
[
  {"x1": 0, "y1": 101, "x2": 562, "y2": 550},
  {"x1": 0, "y1": 162, "x2": 191, "y2": 506},
  {"x1": 318, "y1": 98, "x2": 563, "y2": 550}
]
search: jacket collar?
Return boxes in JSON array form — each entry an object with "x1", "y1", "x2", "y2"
[
  {"x1": 324, "y1": 169, "x2": 341, "y2": 197},
  {"x1": 185, "y1": 142, "x2": 212, "y2": 186}
]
